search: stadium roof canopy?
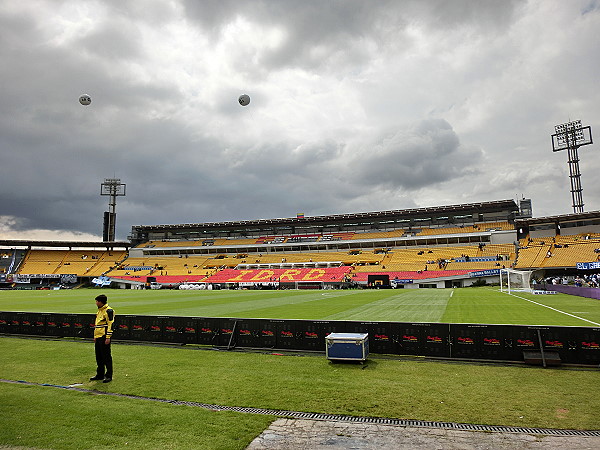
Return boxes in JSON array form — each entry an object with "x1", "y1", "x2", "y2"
[
  {"x1": 130, "y1": 199, "x2": 520, "y2": 243},
  {"x1": 515, "y1": 210, "x2": 600, "y2": 226},
  {"x1": 0, "y1": 240, "x2": 130, "y2": 249}
]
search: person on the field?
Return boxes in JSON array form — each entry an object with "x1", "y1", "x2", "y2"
[{"x1": 90, "y1": 294, "x2": 114, "y2": 383}]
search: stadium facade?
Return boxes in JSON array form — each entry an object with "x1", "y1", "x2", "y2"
[{"x1": 129, "y1": 199, "x2": 525, "y2": 245}]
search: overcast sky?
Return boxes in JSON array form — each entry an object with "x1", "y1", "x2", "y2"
[{"x1": 1, "y1": 0, "x2": 599, "y2": 241}]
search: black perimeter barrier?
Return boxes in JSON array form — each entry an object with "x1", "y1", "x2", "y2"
[{"x1": 1, "y1": 311, "x2": 599, "y2": 366}]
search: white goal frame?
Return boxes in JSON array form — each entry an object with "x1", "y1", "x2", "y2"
[{"x1": 500, "y1": 269, "x2": 534, "y2": 293}]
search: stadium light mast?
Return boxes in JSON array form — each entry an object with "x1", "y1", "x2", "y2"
[
  {"x1": 100, "y1": 178, "x2": 126, "y2": 241},
  {"x1": 551, "y1": 120, "x2": 593, "y2": 214}
]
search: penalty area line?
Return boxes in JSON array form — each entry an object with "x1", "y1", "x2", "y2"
[{"x1": 504, "y1": 291, "x2": 600, "y2": 327}]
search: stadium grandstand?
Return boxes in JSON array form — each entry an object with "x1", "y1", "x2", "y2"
[{"x1": 2, "y1": 198, "x2": 600, "y2": 290}]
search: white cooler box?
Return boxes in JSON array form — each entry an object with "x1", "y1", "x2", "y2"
[{"x1": 326, "y1": 333, "x2": 369, "y2": 362}]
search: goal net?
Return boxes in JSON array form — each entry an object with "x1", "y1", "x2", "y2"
[{"x1": 500, "y1": 269, "x2": 533, "y2": 293}]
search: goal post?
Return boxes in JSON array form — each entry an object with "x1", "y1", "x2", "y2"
[{"x1": 500, "y1": 269, "x2": 533, "y2": 293}]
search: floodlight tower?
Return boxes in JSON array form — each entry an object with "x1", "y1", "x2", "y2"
[
  {"x1": 100, "y1": 178, "x2": 126, "y2": 241},
  {"x1": 551, "y1": 120, "x2": 593, "y2": 213}
]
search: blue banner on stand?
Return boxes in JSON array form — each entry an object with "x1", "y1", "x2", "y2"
[
  {"x1": 469, "y1": 269, "x2": 501, "y2": 278},
  {"x1": 577, "y1": 262, "x2": 600, "y2": 270}
]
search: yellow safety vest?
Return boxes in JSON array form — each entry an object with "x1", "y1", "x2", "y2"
[{"x1": 94, "y1": 304, "x2": 115, "y2": 339}]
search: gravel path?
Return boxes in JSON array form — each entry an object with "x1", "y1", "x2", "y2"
[{"x1": 247, "y1": 418, "x2": 600, "y2": 449}]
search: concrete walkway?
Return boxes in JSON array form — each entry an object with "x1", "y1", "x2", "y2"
[{"x1": 247, "y1": 418, "x2": 600, "y2": 449}]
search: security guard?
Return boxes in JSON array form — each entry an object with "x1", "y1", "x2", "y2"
[{"x1": 90, "y1": 294, "x2": 115, "y2": 383}]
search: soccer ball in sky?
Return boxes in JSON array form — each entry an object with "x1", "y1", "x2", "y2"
[
  {"x1": 79, "y1": 95, "x2": 91, "y2": 106},
  {"x1": 238, "y1": 94, "x2": 250, "y2": 106}
]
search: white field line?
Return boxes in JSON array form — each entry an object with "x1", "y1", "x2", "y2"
[
  {"x1": 450, "y1": 290, "x2": 454, "y2": 298},
  {"x1": 504, "y1": 291, "x2": 600, "y2": 327}
]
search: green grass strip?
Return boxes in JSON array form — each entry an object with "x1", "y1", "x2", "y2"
[
  {"x1": 0, "y1": 382, "x2": 273, "y2": 450},
  {"x1": 1, "y1": 337, "x2": 599, "y2": 434}
]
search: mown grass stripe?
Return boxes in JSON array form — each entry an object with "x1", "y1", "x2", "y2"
[{"x1": 324, "y1": 289, "x2": 452, "y2": 322}]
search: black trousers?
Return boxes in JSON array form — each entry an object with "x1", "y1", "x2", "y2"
[{"x1": 94, "y1": 336, "x2": 113, "y2": 379}]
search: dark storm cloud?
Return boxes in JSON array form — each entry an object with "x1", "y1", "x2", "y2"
[
  {"x1": 1, "y1": 1, "x2": 599, "y2": 241},
  {"x1": 0, "y1": 1, "x2": 188, "y2": 236},
  {"x1": 0, "y1": 109, "x2": 523, "y2": 237},
  {"x1": 413, "y1": 0, "x2": 520, "y2": 29},
  {"x1": 353, "y1": 119, "x2": 483, "y2": 190},
  {"x1": 0, "y1": 93, "x2": 193, "y2": 238},
  {"x1": 231, "y1": 139, "x2": 342, "y2": 177},
  {"x1": 182, "y1": 0, "x2": 520, "y2": 72}
]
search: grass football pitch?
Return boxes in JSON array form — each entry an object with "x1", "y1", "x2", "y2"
[
  {"x1": 1, "y1": 287, "x2": 600, "y2": 449},
  {"x1": 1, "y1": 286, "x2": 599, "y2": 326}
]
